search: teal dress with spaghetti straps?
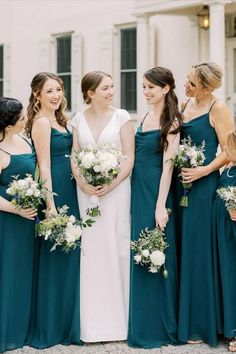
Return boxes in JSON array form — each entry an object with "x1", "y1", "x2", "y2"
[
  {"x1": 213, "y1": 166, "x2": 236, "y2": 339},
  {"x1": 0, "y1": 138, "x2": 36, "y2": 353},
  {"x1": 28, "y1": 127, "x2": 82, "y2": 348},
  {"x1": 128, "y1": 117, "x2": 179, "y2": 348},
  {"x1": 176, "y1": 101, "x2": 219, "y2": 346}
]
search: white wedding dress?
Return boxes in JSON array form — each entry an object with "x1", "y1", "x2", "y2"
[{"x1": 70, "y1": 109, "x2": 131, "y2": 342}]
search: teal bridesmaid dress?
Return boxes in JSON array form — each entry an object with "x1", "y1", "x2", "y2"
[
  {"x1": 177, "y1": 106, "x2": 219, "y2": 346},
  {"x1": 0, "y1": 141, "x2": 36, "y2": 352},
  {"x1": 128, "y1": 123, "x2": 179, "y2": 348},
  {"x1": 29, "y1": 128, "x2": 82, "y2": 348},
  {"x1": 213, "y1": 166, "x2": 236, "y2": 339}
]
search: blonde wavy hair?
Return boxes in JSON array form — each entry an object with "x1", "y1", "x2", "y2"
[
  {"x1": 25, "y1": 72, "x2": 68, "y2": 137},
  {"x1": 193, "y1": 62, "x2": 222, "y2": 90},
  {"x1": 227, "y1": 130, "x2": 236, "y2": 150}
]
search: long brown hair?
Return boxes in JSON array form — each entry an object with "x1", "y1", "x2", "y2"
[
  {"x1": 144, "y1": 67, "x2": 182, "y2": 150},
  {"x1": 25, "y1": 72, "x2": 68, "y2": 137}
]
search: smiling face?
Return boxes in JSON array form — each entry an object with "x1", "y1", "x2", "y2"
[
  {"x1": 184, "y1": 68, "x2": 198, "y2": 98},
  {"x1": 142, "y1": 76, "x2": 167, "y2": 105},
  {"x1": 37, "y1": 78, "x2": 63, "y2": 112},
  {"x1": 89, "y1": 75, "x2": 115, "y2": 107}
]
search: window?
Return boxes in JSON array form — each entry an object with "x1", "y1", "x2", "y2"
[
  {"x1": 56, "y1": 36, "x2": 71, "y2": 110},
  {"x1": 120, "y1": 28, "x2": 137, "y2": 112},
  {"x1": 0, "y1": 45, "x2": 3, "y2": 97}
]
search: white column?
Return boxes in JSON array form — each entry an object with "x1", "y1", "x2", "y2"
[
  {"x1": 136, "y1": 14, "x2": 149, "y2": 117},
  {"x1": 205, "y1": 0, "x2": 231, "y2": 99},
  {"x1": 188, "y1": 15, "x2": 200, "y2": 64}
]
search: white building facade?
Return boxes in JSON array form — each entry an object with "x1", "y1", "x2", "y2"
[{"x1": 0, "y1": 0, "x2": 236, "y2": 121}]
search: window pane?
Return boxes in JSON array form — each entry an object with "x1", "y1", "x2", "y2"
[
  {"x1": 0, "y1": 81, "x2": 3, "y2": 97},
  {"x1": 121, "y1": 28, "x2": 136, "y2": 70},
  {"x1": 59, "y1": 75, "x2": 71, "y2": 111},
  {"x1": 0, "y1": 46, "x2": 3, "y2": 79},
  {"x1": 121, "y1": 72, "x2": 136, "y2": 112},
  {"x1": 57, "y1": 36, "x2": 71, "y2": 73}
]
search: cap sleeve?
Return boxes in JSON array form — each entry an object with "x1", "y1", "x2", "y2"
[
  {"x1": 70, "y1": 113, "x2": 80, "y2": 130},
  {"x1": 117, "y1": 109, "x2": 131, "y2": 127}
]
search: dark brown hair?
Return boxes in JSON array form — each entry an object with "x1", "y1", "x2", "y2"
[
  {"x1": 25, "y1": 72, "x2": 68, "y2": 137},
  {"x1": 81, "y1": 71, "x2": 112, "y2": 104},
  {"x1": 144, "y1": 66, "x2": 182, "y2": 150},
  {"x1": 0, "y1": 97, "x2": 23, "y2": 142}
]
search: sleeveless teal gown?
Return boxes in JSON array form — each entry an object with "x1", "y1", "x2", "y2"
[
  {"x1": 177, "y1": 113, "x2": 219, "y2": 346},
  {"x1": 0, "y1": 146, "x2": 36, "y2": 352},
  {"x1": 128, "y1": 126, "x2": 179, "y2": 348},
  {"x1": 29, "y1": 128, "x2": 82, "y2": 348},
  {"x1": 213, "y1": 166, "x2": 236, "y2": 338}
]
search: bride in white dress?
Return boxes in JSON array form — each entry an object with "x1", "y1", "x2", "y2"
[{"x1": 70, "y1": 71, "x2": 135, "y2": 342}]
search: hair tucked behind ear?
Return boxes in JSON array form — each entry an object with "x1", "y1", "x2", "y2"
[
  {"x1": 0, "y1": 97, "x2": 23, "y2": 142},
  {"x1": 144, "y1": 67, "x2": 182, "y2": 151}
]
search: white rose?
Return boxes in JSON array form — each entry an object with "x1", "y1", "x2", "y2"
[
  {"x1": 81, "y1": 152, "x2": 96, "y2": 169},
  {"x1": 45, "y1": 230, "x2": 52, "y2": 240},
  {"x1": 93, "y1": 165, "x2": 101, "y2": 172},
  {"x1": 142, "y1": 249, "x2": 150, "y2": 257},
  {"x1": 149, "y1": 265, "x2": 158, "y2": 273},
  {"x1": 34, "y1": 189, "x2": 41, "y2": 197},
  {"x1": 134, "y1": 254, "x2": 142, "y2": 263},
  {"x1": 150, "y1": 250, "x2": 165, "y2": 266},
  {"x1": 26, "y1": 188, "x2": 34, "y2": 196},
  {"x1": 65, "y1": 225, "x2": 82, "y2": 244},
  {"x1": 18, "y1": 180, "x2": 27, "y2": 188},
  {"x1": 68, "y1": 215, "x2": 76, "y2": 223}
]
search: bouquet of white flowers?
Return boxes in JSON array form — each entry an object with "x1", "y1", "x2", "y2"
[
  {"x1": 6, "y1": 173, "x2": 47, "y2": 222},
  {"x1": 75, "y1": 144, "x2": 125, "y2": 217},
  {"x1": 173, "y1": 136, "x2": 206, "y2": 207},
  {"x1": 131, "y1": 224, "x2": 169, "y2": 277},
  {"x1": 217, "y1": 186, "x2": 236, "y2": 213},
  {"x1": 37, "y1": 205, "x2": 94, "y2": 253}
]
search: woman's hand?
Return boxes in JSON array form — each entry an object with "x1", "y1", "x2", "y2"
[
  {"x1": 79, "y1": 180, "x2": 101, "y2": 196},
  {"x1": 46, "y1": 205, "x2": 58, "y2": 217},
  {"x1": 229, "y1": 209, "x2": 236, "y2": 221},
  {"x1": 95, "y1": 184, "x2": 113, "y2": 197},
  {"x1": 181, "y1": 165, "x2": 211, "y2": 183},
  {"x1": 155, "y1": 206, "x2": 169, "y2": 231},
  {"x1": 15, "y1": 207, "x2": 37, "y2": 220}
]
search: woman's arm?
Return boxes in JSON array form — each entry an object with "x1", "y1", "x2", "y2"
[
  {"x1": 96, "y1": 120, "x2": 135, "y2": 196},
  {"x1": 70, "y1": 127, "x2": 101, "y2": 196},
  {"x1": 31, "y1": 117, "x2": 57, "y2": 215},
  {"x1": 182, "y1": 101, "x2": 234, "y2": 183},
  {"x1": 155, "y1": 129, "x2": 180, "y2": 230}
]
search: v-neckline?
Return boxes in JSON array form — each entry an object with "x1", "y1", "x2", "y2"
[{"x1": 81, "y1": 110, "x2": 117, "y2": 144}]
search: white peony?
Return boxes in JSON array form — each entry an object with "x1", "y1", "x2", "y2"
[
  {"x1": 134, "y1": 254, "x2": 142, "y2": 263},
  {"x1": 150, "y1": 250, "x2": 165, "y2": 266}
]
